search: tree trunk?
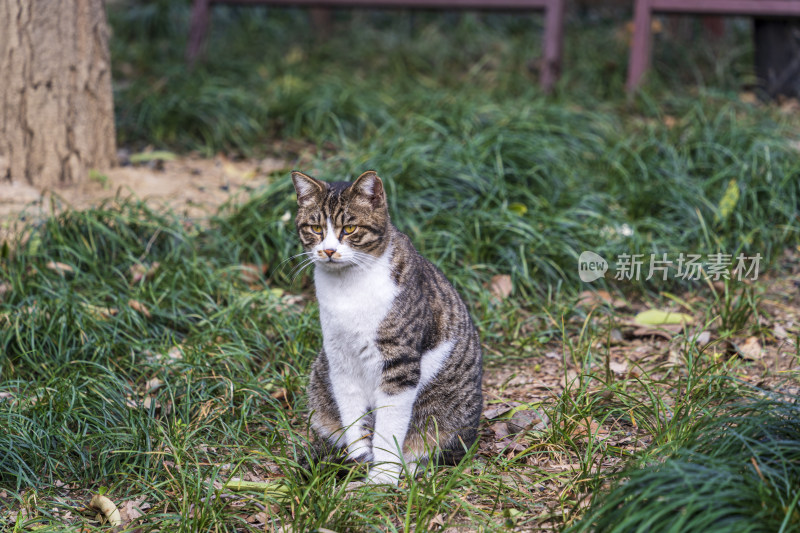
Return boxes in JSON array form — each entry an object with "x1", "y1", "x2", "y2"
[{"x1": 0, "y1": 0, "x2": 116, "y2": 189}]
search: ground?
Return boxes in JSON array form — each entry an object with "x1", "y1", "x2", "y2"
[
  {"x1": 2, "y1": 157, "x2": 797, "y2": 531},
  {"x1": 0, "y1": 154, "x2": 288, "y2": 241}
]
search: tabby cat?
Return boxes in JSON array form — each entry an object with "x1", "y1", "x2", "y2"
[{"x1": 292, "y1": 170, "x2": 483, "y2": 485}]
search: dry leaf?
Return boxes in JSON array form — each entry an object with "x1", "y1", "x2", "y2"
[
  {"x1": 739, "y1": 91, "x2": 758, "y2": 104},
  {"x1": 562, "y1": 368, "x2": 579, "y2": 387},
  {"x1": 119, "y1": 497, "x2": 147, "y2": 523},
  {"x1": 491, "y1": 422, "x2": 511, "y2": 440},
  {"x1": 779, "y1": 98, "x2": 800, "y2": 113},
  {"x1": 630, "y1": 324, "x2": 682, "y2": 340},
  {"x1": 694, "y1": 331, "x2": 711, "y2": 346},
  {"x1": 507, "y1": 409, "x2": 549, "y2": 434},
  {"x1": 737, "y1": 336, "x2": 763, "y2": 360},
  {"x1": 270, "y1": 387, "x2": 288, "y2": 402},
  {"x1": 483, "y1": 402, "x2": 519, "y2": 420},
  {"x1": 129, "y1": 299, "x2": 151, "y2": 318},
  {"x1": 634, "y1": 309, "x2": 693, "y2": 326},
  {"x1": 428, "y1": 513, "x2": 446, "y2": 530},
  {"x1": 46, "y1": 261, "x2": 74, "y2": 274},
  {"x1": 489, "y1": 274, "x2": 512, "y2": 300},
  {"x1": 130, "y1": 262, "x2": 160, "y2": 283},
  {"x1": 667, "y1": 348, "x2": 684, "y2": 366},
  {"x1": 83, "y1": 303, "x2": 119, "y2": 319},
  {"x1": 145, "y1": 378, "x2": 163, "y2": 393},
  {"x1": 608, "y1": 360, "x2": 628, "y2": 375},
  {"x1": 773, "y1": 324, "x2": 795, "y2": 344},
  {"x1": 495, "y1": 438, "x2": 528, "y2": 454},
  {"x1": 239, "y1": 263, "x2": 266, "y2": 284}
]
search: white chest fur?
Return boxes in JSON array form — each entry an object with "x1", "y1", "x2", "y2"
[{"x1": 314, "y1": 248, "x2": 397, "y2": 386}]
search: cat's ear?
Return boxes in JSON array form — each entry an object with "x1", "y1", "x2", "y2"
[
  {"x1": 351, "y1": 171, "x2": 385, "y2": 209},
  {"x1": 292, "y1": 171, "x2": 324, "y2": 207}
]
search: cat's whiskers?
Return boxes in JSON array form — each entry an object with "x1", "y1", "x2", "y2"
[
  {"x1": 345, "y1": 255, "x2": 377, "y2": 270},
  {"x1": 290, "y1": 257, "x2": 316, "y2": 285},
  {"x1": 272, "y1": 251, "x2": 315, "y2": 278},
  {"x1": 348, "y1": 250, "x2": 381, "y2": 269}
]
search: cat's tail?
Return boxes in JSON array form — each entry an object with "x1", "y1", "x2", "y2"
[
  {"x1": 434, "y1": 427, "x2": 478, "y2": 466},
  {"x1": 298, "y1": 440, "x2": 369, "y2": 481}
]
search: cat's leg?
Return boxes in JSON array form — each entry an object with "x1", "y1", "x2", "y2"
[
  {"x1": 307, "y1": 351, "x2": 346, "y2": 449},
  {"x1": 328, "y1": 368, "x2": 374, "y2": 462},
  {"x1": 368, "y1": 387, "x2": 417, "y2": 484},
  {"x1": 309, "y1": 351, "x2": 374, "y2": 461}
]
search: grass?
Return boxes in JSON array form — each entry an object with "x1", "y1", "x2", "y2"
[
  {"x1": 1, "y1": 2, "x2": 799, "y2": 531},
  {"x1": 565, "y1": 395, "x2": 800, "y2": 533}
]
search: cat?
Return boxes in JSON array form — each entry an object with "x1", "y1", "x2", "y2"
[{"x1": 291, "y1": 170, "x2": 483, "y2": 485}]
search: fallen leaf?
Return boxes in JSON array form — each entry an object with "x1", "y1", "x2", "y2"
[
  {"x1": 239, "y1": 263, "x2": 265, "y2": 284},
  {"x1": 270, "y1": 387, "x2": 288, "y2": 402},
  {"x1": 129, "y1": 299, "x2": 151, "y2": 318},
  {"x1": 774, "y1": 324, "x2": 794, "y2": 343},
  {"x1": 129, "y1": 150, "x2": 176, "y2": 164},
  {"x1": 507, "y1": 202, "x2": 527, "y2": 215},
  {"x1": 716, "y1": 179, "x2": 740, "y2": 221},
  {"x1": 46, "y1": 261, "x2": 74, "y2": 274},
  {"x1": 667, "y1": 348, "x2": 684, "y2": 366},
  {"x1": 428, "y1": 513, "x2": 446, "y2": 530},
  {"x1": 631, "y1": 324, "x2": 682, "y2": 340},
  {"x1": 82, "y1": 303, "x2": 119, "y2": 319},
  {"x1": 739, "y1": 91, "x2": 757, "y2": 104},
  {"x1": 507, "y1": 409, "x2": 549, "y2": 434},
  {"x1": 495, "y1": 438, "x2": 528, "y2": 454},
  {"x1": 119, "y1": 497, "x2": 147, "y2": 523},
  {"x1": 737, "y1": 336, "x2": 763, "y2": 360},
  {"x1": 694, "y1": 331, "x2": 711, "y2": 346},
  {"x1": 490, "y1": 421, "x2": 511, "y2": 440},
  {"x1": 634, "y1": 309, "x2": 693, "y2": 326},
  {"x1": 130, "y1": 262, "x2": 160, "y2": 283},
  {"x1": 489, "y1": 274, "x2": 513, "y2": 300},
  {"x1": 246, "y1": 512, "x2": 267, "y2": 524},
  {"x1": 779, "y1": 98, "x2": 800, "y2": 113},
  {"x1": 145, "y1": 378, "x2": 163, "y2": 393},
  {"x1": 483, "y1": 402, "x2": 519, "y2": 420},
  {"x1": 608, "y1": 360, "x2": 628, "y2": 375}
]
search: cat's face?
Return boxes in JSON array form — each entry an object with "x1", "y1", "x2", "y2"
[{"x1": 292, "y1": 171, "x2": 390, "y2": 271}]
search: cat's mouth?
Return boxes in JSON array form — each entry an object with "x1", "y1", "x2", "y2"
[{"x1": 316, "y1": 257, "x2": 350, "y2": 269}]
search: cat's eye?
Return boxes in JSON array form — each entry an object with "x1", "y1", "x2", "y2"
[
  {"x1": 310, "y1": 225, "x2": 323, "y2": 234},
  {"x1": 342, "y1": 225, "x2": 356, "y2": 234}
]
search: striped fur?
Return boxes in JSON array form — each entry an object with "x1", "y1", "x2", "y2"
[{"x1": 292, "y1": 170, "x2": 483, "y2": 485}]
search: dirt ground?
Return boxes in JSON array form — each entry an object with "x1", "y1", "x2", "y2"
[{"x1": 0, "y1": 155, "x2": 289, "y2": 242}]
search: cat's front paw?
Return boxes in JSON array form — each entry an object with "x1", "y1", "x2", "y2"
[
  {"x1": 345, "y1": 444, "x2": 373, "y2": 464},
  {"x1": 367, "y1": 466, "x2": 401, "y2": 486}
]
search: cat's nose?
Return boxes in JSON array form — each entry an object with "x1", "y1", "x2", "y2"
[{"x1": 323, "y1": 249, "x2": 336, "y2": 258}]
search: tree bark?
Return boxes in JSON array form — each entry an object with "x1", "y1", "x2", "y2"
[{"x1": 0, "y1": 0, "x2": 116, "y2": 189}]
